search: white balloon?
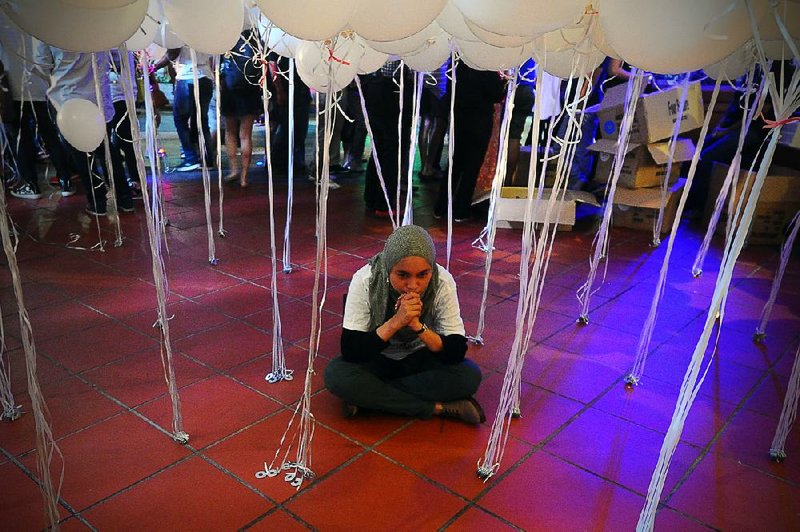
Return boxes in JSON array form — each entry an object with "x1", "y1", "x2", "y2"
[
  {"x1": 590, "y1": 20, "x2": 620, "y2": 60},
  {"x1": 600, "y1": 0, "x2": 769, "y2": 75},
  {"x1": 267, "y1": 28, "x2": 301, "y2": 58},
  {"x1": 365, "y1": 23, "x2": 443, "y2": 56},
  {"x1": 758, "y1": 0, "x2": 800, "y2": 59},
  {"x1": 356, "y1": 39, "x2": 389, "y2": 74},
  {"x1": 534, "y1": 43, "x2": 605, "y2": 80},
  {"x1": 163, "y1": 0, "x2": 244, "y2": 54},
  {"x1": 456, "y1": 39, "x2": 532, "y2": 71},
  {"x1": 454, "y1": 0, "x2": 584, "y2": 37},
  {"x1": 349, "y1": 0, "x2": 447, "y2": 42},
  {"x1": 402, "y1": 33, "x2": 451, "y2": 72},
  {"x1": 256, "y1": 0, "x2": 359, "y2": 41},
  {"x1": 57, "y1": 98, "x2": 106, "y2": 152},
  {"x1": 3, "y1": 0, "x2": 147, "y2": 52},
  {"x1": 295, "y1": 35, "x2": 363, "y2": 92},
  {"x1": 61, "y1": 0, "x2": 138, "y2": 8},
  {"x1": 125, "y1": 0, "x2": 161, "y2": 51},
  {"x1": 703, "y1": 42, "x2": 756, "y2": 80},
  {"x1": 436, "y1": 1, "x2": 479, "y2": 41},
  {"x1": 464, "y1": 18, "x2": 534, "y2": 48}
]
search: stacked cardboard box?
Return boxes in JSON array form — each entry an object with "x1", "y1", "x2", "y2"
[
  {"x1": 706, "y1": 162, "x2": 800, "y2": 246},
  {"x1": 586, "y1": 82, "x2": 705, "y2": 232}
]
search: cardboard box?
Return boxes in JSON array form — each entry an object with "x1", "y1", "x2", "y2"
[
  {"x1": 612, "y1": 178, "x2": 686, "y2": 233},
  {"x1": 707, "y1": 162, "x2": 800, "y2": 245},
  {"x1": 590, "y1": 137, "x2": 695, "y2": 189},
  {"x1": 779, "y1": 122, "x2": 800, "y2": 150},
  {"x1": 592, "y1": 81, "x2": 705, "y2": 145},
  {"x1": 496, "y1": 186, "x2": 600, "y2": 230},
  {"x1": 509, "y1": 145, "x2": 557, "y2": 188}
]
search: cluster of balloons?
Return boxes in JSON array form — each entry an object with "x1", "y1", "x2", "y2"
[{"x1": 3, "y1": 0, "x2": 799, "y2": 147}]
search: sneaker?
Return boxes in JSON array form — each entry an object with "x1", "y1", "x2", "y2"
[
  {"x1": 440, "y1": 397, "x2": 486, "y2": 425},
  {"x1": 59, "y1": 180, "x2": 75, "y2": 198},
  {"x1": 129, "y1": 184, "x2": 143, "y2": 199},
  {"x1": 174, "y1": 161, "x2": 200, "y2": 172},
  {"x1": 329, "y1": 163, "x2": 350, "y2": 174},
  {"x1": 118, "y1": 202, "x2": 136, "y2": 214},
  {"x1": 328, "y1": 181, "x2": 341, "y2": 190},
  {"x1": 10, "y1": 183, "x2": 42, "y2": 200},
  {"x1": 86, "y1": 204, "x2": 107, "y2": 217}
]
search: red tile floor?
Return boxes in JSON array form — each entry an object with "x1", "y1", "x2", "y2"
[{"x1": 1, "y1": 169, "x2": 798, "y2": 531}]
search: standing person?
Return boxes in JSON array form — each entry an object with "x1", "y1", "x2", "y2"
[
  {"x1": 419, "y1": 61, "x2": 449, "y2": 181},
  {"x1": 270, "y1": 54, "x2": 311, "y2": 178},
  {"x1": 34, "y1": 41, "x2": 133, "y2": 215},
  {"x1": 360, "y1": 60, "x2": 414, "y2": 216},
  {"x1": 0, "y1": 14, "x2": 74, "y2": 199},
  {"x1": 108, "y1": 49, "x2": 141, "y2": 195},
  {"x1": 220, "y1": 29, "x2": 262, "y2": 188},
  {"x1": 325, "y1": 224, "x2": 484, "y2": 424},
  {"x1": 434, "y1": 62, "x2": 505, "y2": 221},
  {"x1": 153, "y1": 46, "x2": 213, "y2": 172}
]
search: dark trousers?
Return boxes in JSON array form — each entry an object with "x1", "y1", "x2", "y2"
[
  {"x1": 12, "y1": 100, "x2": 72, "y2": 193},
  {"x1": 360, "y1": 75, "x2": 413, "y2": 212},
  {"x1": 272, "y1": 88, "x2": 311, "y2": 173},
  {"x1": 173, "y1": 78, "x2": 213, "y2": 165},
  {"x1": 110, "y1": 100, "x2": 141, "y2": 184},
  {"x1": 65, "y1": 120, "x2": 132, "y2": 210},
  {"x1": 324, "y1": 351, "x2": 482, "y2": 419},
  {"x1": 436, "y1": 108, "x2": 494, "y2": 219}
]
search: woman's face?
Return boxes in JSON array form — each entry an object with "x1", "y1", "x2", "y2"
[{"x1": 389, "y1": 256, "x2": 433, "y2": 295}]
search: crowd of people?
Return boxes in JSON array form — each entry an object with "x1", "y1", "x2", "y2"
[{"x1": 2, "y1": 19, "x2": 794, "y2": 225}]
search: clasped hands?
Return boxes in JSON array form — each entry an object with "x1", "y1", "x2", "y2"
[{"x1": 393, "y1": 292, "x2": 423, "y2": 331}]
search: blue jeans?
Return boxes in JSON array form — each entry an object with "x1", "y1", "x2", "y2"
[{"x1": 173, "y1": 78, "x2": 213, "y2": 165}]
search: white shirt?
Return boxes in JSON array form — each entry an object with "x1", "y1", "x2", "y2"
[
  {"x1": 0, "y1": 13, "x2": 48, "y2": 101},
  {"x1": 343, "y1": 263, "x2": 465, "y2": 360},
  {"x1": 33, "y1": 41, "x2": 114, "y2": 122},
  {"x1": 173, "y1": 47, "x2": 213, "y2": 81}
]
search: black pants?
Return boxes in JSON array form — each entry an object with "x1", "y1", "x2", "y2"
[
  {"x1": 435, "y1": 108, "x2": 494, "y2": 219},
  {"x1": 11, "y1": 100, "x2": 72, "y2": 193},
  {"x1": 65, "y1": 118, "x2": 132, "y2": 210},
  {"x1": 272, "y1": 87, "x2": 311, "y2": 173},
  {"x1": 360, "y1": 74, "x2": 413, "y2": 212},
  {"x1": 324, "y1": 351, "x2": 482, "y2": 419},
  {"x1": 110, "y1": 100, "x2": 141, "y2": 184}
]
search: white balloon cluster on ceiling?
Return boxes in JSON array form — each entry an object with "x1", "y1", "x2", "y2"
[{"x1": 3, "y1": 0, "x2": 798, "y2": 91}]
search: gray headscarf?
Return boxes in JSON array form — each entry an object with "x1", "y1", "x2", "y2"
[{"x1": 367, "y1": 225, "x2": 440, "y2": 331}]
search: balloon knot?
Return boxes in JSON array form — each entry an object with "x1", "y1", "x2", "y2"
[{"x1": 327, "y1": 47, "x2": 351, "y2": 66}]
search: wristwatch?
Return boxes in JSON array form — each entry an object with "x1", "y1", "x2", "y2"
[{"x1": 412, "y1": 323, "x2": 427, "y2": 335}]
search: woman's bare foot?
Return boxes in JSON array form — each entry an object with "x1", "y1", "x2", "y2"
[
  {"x1": 224, "y1": 172, "x2": 239, "y2": 183},
  {"x1": 239, "y1": 177, "x2": 249, "y2": 188}
]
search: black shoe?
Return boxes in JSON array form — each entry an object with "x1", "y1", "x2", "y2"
[
  {"x1": 329, "y1": 164, "x2": 350, "y2": 174},
  {"x1": 86, "y1": 204, "x2": 107, "y2": 217},
  {"x1": 129, "y1": 182, "x2": 143, "y2": 199},
  {"x1": 342, "y1": 402, "x2": 359, "y2": 419},
  {"x1": 118, "y1": 201, "x2": 136, "y2": 214}
]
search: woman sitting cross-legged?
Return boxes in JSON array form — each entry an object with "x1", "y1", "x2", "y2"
[{"x1": 324, "y1": 225, "x2": 485, "y2": 425}]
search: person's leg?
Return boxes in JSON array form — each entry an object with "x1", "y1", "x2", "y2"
[
  {"x1": 103, "y1": 121, "x2": 133, "y2": 210},
  {"x1": 173, "y1": 80, "x2": 199, "y2": 166},
  {"x1": 294, "y1": 87, "x2": 311, "y2": 174},
  {"x1": 452, "y1": 112, "x2": 493, "y2": 220},
  {"x1": 111, "y1": 100, "x2": 141, "y2": 185},
  {"x1": 35, "y1": 102, "x2": 74, "y2": 192},
  {"x1": 13, "y1": 102, "x2": 40, "y2": 194},
  {"x1": 238, "y1": 114, "x2": 256, "y2": 187},
  {"x1": 199, "y1": 78, "x2": 214, "y2": 163},
  {"x1": 224, "y1": 115, "x2": 240, "y2": 179},
  {"x1": 391, "y1": 354, "x2": 482, "y2": 403},
  {"x1": 325, "y1": 357, "x2": 436, "y2": 418}
]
